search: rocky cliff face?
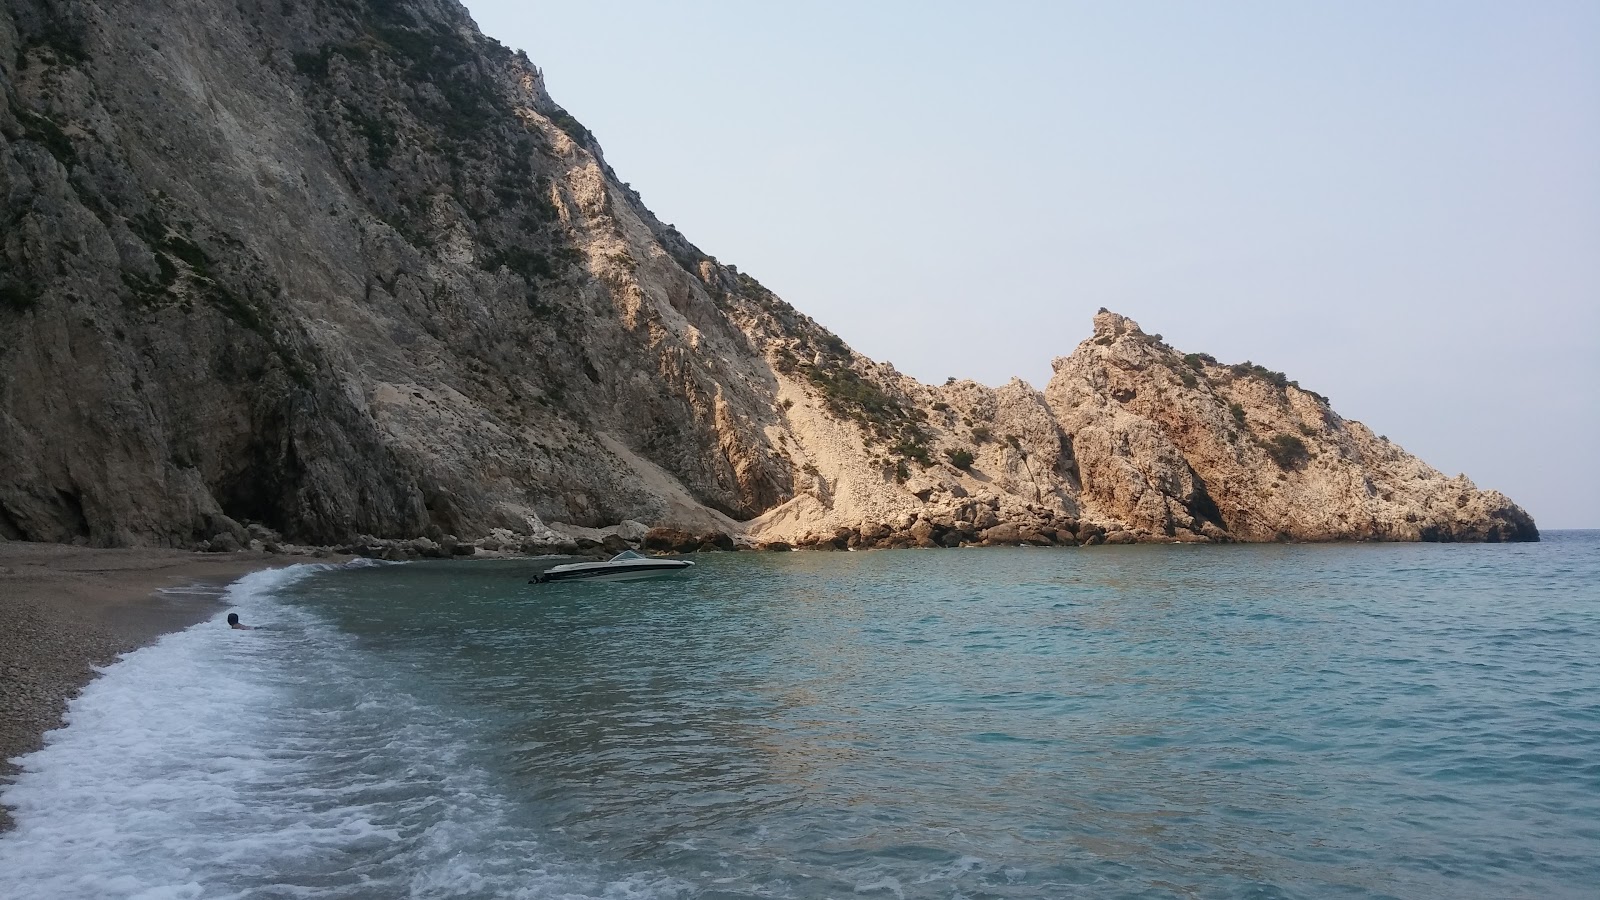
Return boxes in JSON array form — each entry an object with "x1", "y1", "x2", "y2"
[
  {"x1": 0, "y1": 0, "x2": 1535, "y2": 549},
  {"x1": 1045, "y1": 312, "x2": 1536, "y2": 543}
]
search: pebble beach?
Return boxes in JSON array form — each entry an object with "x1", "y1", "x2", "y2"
[{"x1": 0, "y1": 543, "x2": 303, "y2": 831}]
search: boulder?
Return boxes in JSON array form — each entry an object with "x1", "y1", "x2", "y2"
[
  {"x1": 1016, "y1": 528, "x2": 1054, "y2": 546},
  {"x1": 614, "y1": 520, "x2": 650, "y2": 541},
  {"x1": 980, "y1": 523, "x2": 1022, "y2": 545},
  {"x1": 698, "y1": 531, "x2": 737, "y2": 551},
  {"x1": 207, "y1": 531, "x2": 242, "y2": 553},
  {"x1": 1044, "y1": 528, "x2": 1078, "y2": 547},
  {"x1": 643, "y1": 527, "x2": 697, "y2": 552},
  {"x1": 859, "y1": 521, "x2": 891, "y2": 541}
]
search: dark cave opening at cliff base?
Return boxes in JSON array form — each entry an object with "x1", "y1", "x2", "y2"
[{"x1": 1187, "y1": 468, "x2": 1227, "y2": 533}]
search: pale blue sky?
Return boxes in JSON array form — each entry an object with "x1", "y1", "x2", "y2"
[{"x1": 464, "y1": 1, "x2": 1599, "y2": 529}]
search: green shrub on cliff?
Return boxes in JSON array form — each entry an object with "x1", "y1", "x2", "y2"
[
  {"x1": 1230, "y1": 361, "x2": 1290, "y2": 388},
  {"x1": 808, "y1": 366, "x2": 899, "y2": 425},
  {"x1": 945, "y1": 448, "x2": 974, "y2": 470},
  {"x1": 482, "y1": 247, "x2": 555, "y2": 282},
  {"x1": 544, "y1": 107, "x2": 595, "y2": 147},
  {"x1": 891, "y1": 434, "x2": 932, "y2": 466},
  {"x1": 807, "y1": 364, "x2": 933, "y2": 472},
  {"x1": 1265, "y1": 434, "x2": 1309, "y2": 469},
  {"x1": 816, "y1": 330, "x2": 848, "y2": 358}
]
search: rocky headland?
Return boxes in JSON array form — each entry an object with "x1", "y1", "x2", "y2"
[{"x1": 0, "y1": 0, "x2": 1536, "y2": 553}]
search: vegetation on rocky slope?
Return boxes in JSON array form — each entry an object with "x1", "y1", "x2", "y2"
[{"x1": 0, "y1": 0, "x2": 1536, "y2": 548}]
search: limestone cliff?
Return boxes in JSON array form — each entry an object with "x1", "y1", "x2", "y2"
[
  {"x1": 1044, "y1": 312, "x2": 1537, "y2": 543},
  {"x1": 0, "y1": 0, "x2": 1535, "y2": 549}
]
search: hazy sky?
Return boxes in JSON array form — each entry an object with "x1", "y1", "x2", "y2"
[{"x1": 463, "y1": 1, "x2": 1598, "y2": 529}]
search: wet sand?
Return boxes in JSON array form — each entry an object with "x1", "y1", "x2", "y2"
[{"x1": 0, "y1": 543, "x2": 314, "y2": 831}]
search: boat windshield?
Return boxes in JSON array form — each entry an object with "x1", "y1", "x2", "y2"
[{"x1": 610, "y1": 549, "x2": 646, "y2": 561}]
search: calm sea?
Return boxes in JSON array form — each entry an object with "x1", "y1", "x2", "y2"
[{"x1": 3, "y1": 533, "x2": 1598, "y2": 899}]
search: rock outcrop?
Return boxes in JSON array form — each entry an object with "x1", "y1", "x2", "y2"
[
  {"x1": 1045, "y1": 312, "x2": 1536, "y2": 543},
  {"x1": 0, "y1": 0, "x2": 1535, "y2": 548}
]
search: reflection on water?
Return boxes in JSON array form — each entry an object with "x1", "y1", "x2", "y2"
[{"x1": 274, "y1": 536, "x2": 1600, "y2": 899}]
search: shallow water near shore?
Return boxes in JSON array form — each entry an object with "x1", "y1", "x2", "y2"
[{"x1": 3, "y1": 534, "x2": 1598, "y2": 899}]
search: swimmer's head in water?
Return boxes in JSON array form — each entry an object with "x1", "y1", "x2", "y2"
[{"x1": 227, "y1": 613, "x2": 240, "y2": 626}]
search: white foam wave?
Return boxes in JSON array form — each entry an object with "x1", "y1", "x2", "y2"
[{"x1": 0, "y1": 564, "x2": 681, "y2": 900}]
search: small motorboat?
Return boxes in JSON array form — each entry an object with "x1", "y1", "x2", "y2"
[{"x1": 529, "y1": 549, "x2": 695, "y2": 584}]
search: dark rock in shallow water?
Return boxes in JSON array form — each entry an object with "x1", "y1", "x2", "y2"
[
  {"x1": 1078, "y1": 524, "x2": 1107, "y2": 546},
  {"x1": 700, "y1": 531, "x2": 737, "y2": 552},
  {"x1": 642, "y1": 527, "x2": 733, "y2": 553},
  {"x1": 1016, "y1": 528, "x2": 1053, "y2": 546},
  {"x1": 980, "y1": 523, "x2": 1021, "y2": 545}
]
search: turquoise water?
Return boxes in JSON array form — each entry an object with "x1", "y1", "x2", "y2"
[{"x1": 3, "y1": 533, "x2": 1598, "y2": 899}]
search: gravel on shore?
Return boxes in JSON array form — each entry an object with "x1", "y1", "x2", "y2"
[{"x1": 0, "y1": 542, "x2": 306, "y2": 832}]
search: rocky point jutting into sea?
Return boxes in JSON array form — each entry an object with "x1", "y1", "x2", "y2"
[{"x1": 0, "y1": 0, "x2": 1536, "y2": 554}]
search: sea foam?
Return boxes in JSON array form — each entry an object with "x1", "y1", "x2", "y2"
[{"x1": 0, "y1": 564, "x2": 674, "y2": 900}]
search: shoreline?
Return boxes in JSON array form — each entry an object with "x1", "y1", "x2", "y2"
[
  {"x1": 0, "y1": 543, "x2": 322, "y2": 832},
  {"x1": 3, "y1": 533, "x2": 1570, "y2": 835}
]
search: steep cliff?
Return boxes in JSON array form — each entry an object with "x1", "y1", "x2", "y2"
[{"x1": 0, "y1": 0, "x2": 1535, "y2": 548}]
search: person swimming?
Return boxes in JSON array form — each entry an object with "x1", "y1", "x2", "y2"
[{"x1": 226, "y1": 613, "x2": 254, "y2": 630}]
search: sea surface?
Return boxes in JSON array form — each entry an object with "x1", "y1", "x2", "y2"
[{"x1": 3, "y1": 533, "x2": 1598, "y2": 899}]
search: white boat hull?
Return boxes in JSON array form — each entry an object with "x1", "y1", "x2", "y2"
[
  {"x1": 531, "y1": 553, "x2": 695, "y2": 584},
  {"x1": 565, "y1": 568, "x2": 691, "y2": 583}
]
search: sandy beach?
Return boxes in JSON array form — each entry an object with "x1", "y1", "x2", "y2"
[{"x1": 0, "y1": 542, "x2": 316, "y2": 831}]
